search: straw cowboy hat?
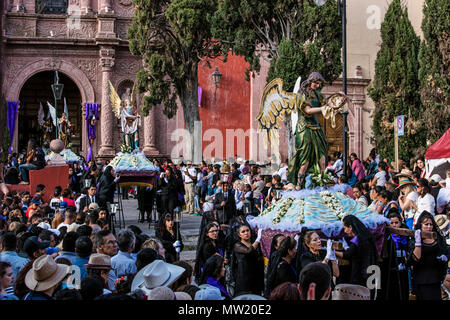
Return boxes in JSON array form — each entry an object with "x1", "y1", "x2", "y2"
[
  {"x1": 396, "y1": 177, "x2": 415, "y2": 189},
  {"x1": 25, "y1": 255, "x2": 70, "y2": 292},
  {"x1": 435, "y1": 214, "x2": 449, "y2": 231},
  {"x1": 85, "y1": 253, "x2": 112, "y2": 270},
  {"x1": 332, "y1": 284, "x2": 370, "y2": 300},
  {"x1": 395, "y1": 168, "x2": 413, "y2": 178},
  {"x1": 131, "y1": 260, "x2": 185, "y2": 295}
]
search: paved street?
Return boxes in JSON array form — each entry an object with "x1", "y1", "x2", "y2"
[{"x1": 116, "y1": 197, "x2": 202, "y2": 261}]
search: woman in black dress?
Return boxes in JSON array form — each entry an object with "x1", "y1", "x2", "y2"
[
  {"x1": 194, "y1": 222, "x2": 225, "y2": 283},
  {"x1": 335, "y1": 215, "x2": 379, "y2": 289},
  {"x1": 380, "y1": 211, "x2": 410, "y2": 300},
  {"x1": 97, "y1": 166, "x2": 119, "y2": 209},
  {"x1": 268, "y1": 236, "x2": 298, "y2": 295},
  {"x1": 264, "y1": 233, "x2": 286, "y2": 297},
  {"x1": 158, "y1": 167, "x2": 178, "y2": 214},
  {"x1": 296, "y1": 230, "x2": 339, "y2": 279},
  {"x1": 232, "y1": 224, "x2": 264, "y2": 297},
  {"x1": 155, "y1": 213, "x2": 183, "y2": 263},
  {"x1": 407, "y1": 211, "x2": 448, "y2": 300}
]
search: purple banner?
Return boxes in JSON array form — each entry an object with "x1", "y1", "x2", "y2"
[
  {"x1": 198, "y1": 86, "x2": 202, "y2": 107},
  {"x1": 6, "y1": 101, "x2": 19, "y2": 154},
  {"x1": 85, "y1": 103, "x2": 99, "y2": 162}
]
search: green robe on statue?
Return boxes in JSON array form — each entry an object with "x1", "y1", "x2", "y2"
[{"x1": 287, "y1": 89, "x2": 328, "y2": 185}]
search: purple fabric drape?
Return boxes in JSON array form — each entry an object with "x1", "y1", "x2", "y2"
[
  {"x1": 198, "y1": 86, "x2": 202, "y2": 107},
  {"x1": 85, "y1": 103, "x2": 99, "y2": 162},
  {"x1": 6, "y1": 101, "x2": 19, "y2": 154}
]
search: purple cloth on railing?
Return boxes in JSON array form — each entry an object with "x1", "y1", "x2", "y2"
[
  {"x1": 85, "y1": 103, "x2": 99, "y2": 162},
  {"x1": 257, "y1": 223, "x2": 386, "y2": 260},
  {"x1": 6, "y1": 101, "x2": 19, "y2": 154}
]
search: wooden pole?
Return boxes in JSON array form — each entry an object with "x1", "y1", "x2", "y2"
[
  {"x1": 386, "y1": 226, "x2": 436, "y2": 240},
  {"x1": 394, "y1": 119, "x2": 399, "y2": 171}
]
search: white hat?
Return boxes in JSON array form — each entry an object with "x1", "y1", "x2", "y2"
[
  {"x1": 332, "y1": 284, "x2": 370, "y2": 300},
  {"x1": 131, "y1": 260, "x2": 185, "y2": 295},
  {"x1": 37, "y1": 222, "x2": 51, "y2": 230},
  {"x1": 430, "y1": 174, "x2": 443, "y2": 183}
]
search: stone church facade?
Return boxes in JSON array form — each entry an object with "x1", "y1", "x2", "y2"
[{"x1": 1, "y1": 0, "x2": 167, "y2": 160}]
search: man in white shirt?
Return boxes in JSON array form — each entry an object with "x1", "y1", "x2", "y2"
[{"x1": 182, "y1": 161, "x2": 197, "y2": 215}]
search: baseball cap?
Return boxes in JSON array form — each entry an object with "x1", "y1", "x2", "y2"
[
  {"x1": 30, "y1": 199, "x2": 41, "y2": 205},
  {"x1": 59, "y1": 201, "x2": 68, "y2": 209},
  {"x1": 23, "y1": 236, "x2": 50, "y2": 258}
]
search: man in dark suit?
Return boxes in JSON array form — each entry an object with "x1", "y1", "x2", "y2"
[
  {"x1": 79, "y1": 185, "x2": 98, "y2": 213},
  {"x1": 213, "y1": 181, "x2": 236, "y2": 225}
]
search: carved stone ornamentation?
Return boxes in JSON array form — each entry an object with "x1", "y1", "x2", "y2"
[
  {"x1": 37, "y1": 20, "x2": 68, "y2": 38},
  {"x1": 115, "y1": 0, "x2": 134, "y2": 17},
  {"x1": 115, "y1": 21, "x2": 129, "y2": 40},
  {"x1": 115, "y1": 60, "x2": 140, "y2": 75},
  {"x1": 5, "y1": 17, "x2": 35, "y2": 37},
  {"x1": 42, "y1": 58, "x2": 63, "y2": 70},
  {"x1": 76, "y1": 59, "x2": 98, "y2": 81},
  {"x1": 68, "y1": 21, "x2": 97, "y2": 39}
]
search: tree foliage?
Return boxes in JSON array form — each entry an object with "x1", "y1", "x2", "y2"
[
  {"x1": 128, "y1": 0, "x2": 222, "y2": 135},
  {"x1": 418, "y1": 0, "x2": 450, "y2": 146},
  {"x1": 210, "y1": 0, "x2": 342, "y2": 88},
  {"x1": 368, "y1": 0, "x2": 425, "y2": 162}
]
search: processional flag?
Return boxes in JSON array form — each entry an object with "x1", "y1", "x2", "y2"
[
  {"x1": 47, "y1": 101, "x2": 57, "y2": 127},
  {"x1": 38, "y1": 102, "x2": 45, "y2": 126}
]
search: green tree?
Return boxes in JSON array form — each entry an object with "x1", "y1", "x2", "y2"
[
  {"x1": 128, "y1": 0, "x2": 222, "y2": 159},
  {"x1": 418, "y1": 0, "x2": 450, "y2": 148},
  {"x1": 210, "y1": 0, "x2": 342, "y2": 158},
  {"x1": 368, "y1": 0, "x2": 425, "y2": 162}
]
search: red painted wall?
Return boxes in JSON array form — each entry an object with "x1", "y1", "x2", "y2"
[{"x1": 198, "y1": 54, "x2": 251, "y2": 160}]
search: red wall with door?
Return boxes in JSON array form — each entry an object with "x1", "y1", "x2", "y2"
[{"x1": 198, "y1": 54, "x2": 251, "y2": 160}]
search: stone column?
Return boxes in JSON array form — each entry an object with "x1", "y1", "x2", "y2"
[
  {"x1": 98, "y1": 47, "x2": 115, "y2": 157},
  {"x1": 142, "y1": 105, "x2": 160, "y2": 156}
]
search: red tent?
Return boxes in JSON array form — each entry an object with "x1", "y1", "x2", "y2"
[
  {"x1": 425, "y1": 128, "x2": 450, "y2": 179},
  {"x1": 425, "y1": 128, "x2": 450, "y2": 159}
]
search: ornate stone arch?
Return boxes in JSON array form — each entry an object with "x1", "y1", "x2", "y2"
[{"x1": 6, "y1": 59, "x2": 95, "y2": 103}]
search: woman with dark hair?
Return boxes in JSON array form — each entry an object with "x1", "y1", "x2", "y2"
[
  {"x1": 295, "y1": 230, "x2": 339, "y2": 280},
  {"x1": 155, "y1": 213, "x2": 183, "y2": 263},
  {"x1": 159, "y1": 167, "x2": 178, "y2": 214},
  {"x1": 350, "y1": 153, "x2": 365, "y2": 182},
  {"x1": 232, "y1": 224, "x2": 264, "y2": 296},
  {"x1": 414, "y1": 178, "x2": 436, "y2": 226},
  {"x1": 407, "y1": 211, "x2": 448, "y2": 300},
  {"x1": 379, "y1": 211, "x2": 410, "y2": 300},
  {"x1": 68, "y1": 166, "x2": 81, "y2": 194},
  {"x1": 194, "y1": 222, "x2": 224, "y2": 284},
  {"x1": 19, "y1": 138, "x2": 45, "y2": 184},
  {"x1": 267, "y1": 236, "x2": 298, "y2": 294},
  {"x1": 335, "y1": 215, "x2": 379, "y2": 288},
  {"x1": 379, "y1": 190, "x2": 399, "y2": 217},
  {"x1": 97, "y1": 166, "x2": 119, "y2": 209},
  {"x1": 269, "y1": 282, "x2": 300, "y2": 301},
  {"x1": 368, "y1": 186, "x2": 385, "y2": 215},
  {"x1": 370, "y1": 161, "x2": 389, "y2": 188},
  {"x1": 414, "y1": 157, "x2": 427, "y2": 179},
  {"x1": 264, "y1": 234, "x2": 285, "y2": 297},
  {"x1": 0, "y1": 261, "x2": 19, "y2": 300},
  {"x1": 200, "y1": 255, "x2": 231, "y2": 299}
]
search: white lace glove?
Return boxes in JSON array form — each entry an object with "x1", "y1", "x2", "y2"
[
  {"x1": 325, "y1": 239, "x2": 333, "y2": 260},
  {"x1": 114, "y1": 176, "x2": 120, "y2": 183},
  {"x1": 414, "y1": 230, "x2": 422, "y2": 247},
  {"x1": 342, "y1": 238, "x2": 349, "y2": 250},
  {"x1": 173, "y1": 240, "x2": 181, "y2": 253},
  {"x1": 437, "y1": 255, "x2": 448, "y2": 262},
  {"x1": 255, "y1": 228, "x2": 262, "y2": 243},
  {"x1": 294, "y1": 234, "x2": 300, "y2": 243}
]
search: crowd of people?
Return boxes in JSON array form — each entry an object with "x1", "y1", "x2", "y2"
[{"x1": 0, "y1": 142, "x2": 449, "y2": 300}]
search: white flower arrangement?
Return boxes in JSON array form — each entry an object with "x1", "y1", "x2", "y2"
[
  {"x1": 272, "y1": 197, "x2": 295, "y2": 225},
  {"x1": 295, "y1": 198, "x2": 306, "y2": 224},
  {"x1": 320, "y1": 191, "x2": 347, "y2": 220},
  {"x1": 310, "y1": 164, "x2": 332, "y2": 187}
]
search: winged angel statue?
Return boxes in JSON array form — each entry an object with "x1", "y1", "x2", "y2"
[
  {"x1": 109, "y1": 81, "x2": 141, "y2": 153},
  {"x1": 256, "y1": 72, "x2": 349, "y2": 188}
]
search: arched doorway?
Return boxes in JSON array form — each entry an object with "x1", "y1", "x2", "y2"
[
  {"x1": 18, "y1": 71, "x2": 82, "y2": 154},
  {"x1": 316, "y1": 113, "x2": 346, "y2": 158}
]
